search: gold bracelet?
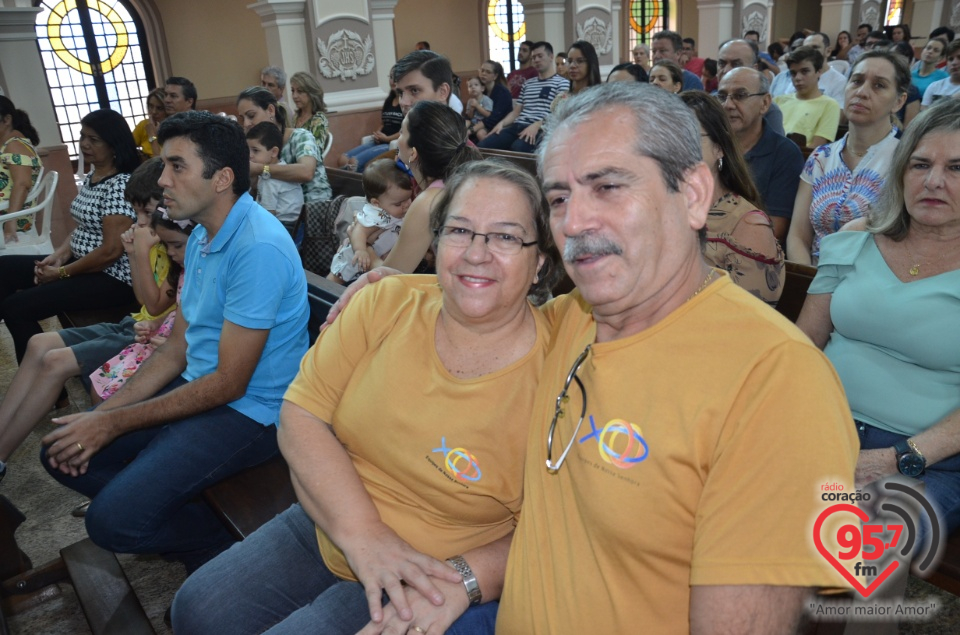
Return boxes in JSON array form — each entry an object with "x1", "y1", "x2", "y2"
[
  {"x1": 58, "y1": 266, "x2": 70, "y2": 279},
  {"x1": 261, "y1": 164, "x2": 270, "y2": 177}
]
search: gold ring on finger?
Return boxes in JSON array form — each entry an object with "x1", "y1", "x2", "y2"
[{"x1": 77, "y1": 442, "x2": 84, "y2": 452}]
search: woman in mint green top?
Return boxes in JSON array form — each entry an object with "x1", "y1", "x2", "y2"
[{"x1": 797, "y1": 98, "x2": 960, "y2": 533}]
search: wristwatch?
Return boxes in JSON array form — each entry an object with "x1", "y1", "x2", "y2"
[
  {"x1": 446, "y1": 555, "x2": 481, "y2": 605},
  {"x1": 894, "y1": 439, "x2": 925, "y2": 477},
  {"x1": 147, "y1": 136, "x2": 157, "y2": 143},
  {"x1": 261, "y1": 164, "x2": 271, "y2": 177}
]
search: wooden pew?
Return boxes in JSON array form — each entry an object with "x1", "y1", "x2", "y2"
[
  {"x1": 326, "y1": 167, "x2": 365, "y2": 198},
  {"x1": 1, "y1": 497, "x2": 155, "y2": 634},
  {"x1": 201, "y1": 271, "x2": 344, "y2": 540},
  {"x1": 477, "y1": 148, "x2": 538, "y2": 177}
]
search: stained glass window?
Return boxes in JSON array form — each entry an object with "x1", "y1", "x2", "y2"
[
  {"x1": 627, "y1": 0, "x2": 668, "y2": 51},
  {"x1": 487, "y1": 0, "x2": 526, "y2": 72},
  {"x1": 884, "y1": 0, "x2": 903, "y2": 27},
  {"x1": 34, "y1": 0, "x2": 154, "y2": 159}
]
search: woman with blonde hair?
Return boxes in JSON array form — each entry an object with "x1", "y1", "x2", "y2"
[
  {"x1": 797, "y1": 97, "x2": 960, "y2": 535},
  {"x1": 289, "y1": 71, "x2": 330, "y2": 156},
  {"x1": 131, "y1": 87, "x2": 167, "y2": 158}
]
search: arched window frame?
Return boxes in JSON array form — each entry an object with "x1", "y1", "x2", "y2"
[
  {"x1": 32, "y1": 0, "x2": 169, "y2": 159},
  {"x1": 484, "y1": 0, "x2": 527, "y2": 73},
  {"x1": 624, "y1": 0, "x2": 669, "y2": 57}
]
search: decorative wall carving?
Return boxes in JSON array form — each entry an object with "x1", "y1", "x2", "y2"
[
  {"x1": 576, "y1": 15, "x2": 612, "y2": 55},
  {"x1": 740, "y1": 3, "x2": 767, "y2": 43},
  {"x1": 316, "y1": 29, "x2": 375, "y2": 81},
  {"x1": 860, "y1": 1, "x2": 880, "y2": 30}
]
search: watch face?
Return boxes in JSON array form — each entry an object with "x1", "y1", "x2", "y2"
[{"x1": 898, "y1": 453, "x2": 924, "y2": 477}]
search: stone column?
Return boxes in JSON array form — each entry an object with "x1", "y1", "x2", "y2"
[
  {"x1": 0, "y1": 7, "x2": 76, "y2": 246},
  {"x1": 820, "y1": 0, "x2": 855, "y2": 35},
  {"x1": 247, "y1": 0, "x2": 311, "y2": 78},
  {"x1": 0, "y1": 7, "x2": 62, "y2": 146},
  {"x1": 524, "y1": 0, "x2": 568, "y2": 46},
  {"x1": 611, "y1": 0, "x2": 622, "y2": 63},
  {"x1": 368, "y1": 0, "x2": 400, "y2": 102},
  {"x1": 697, "y1": 0, "x2": 735, "y2": 60}
]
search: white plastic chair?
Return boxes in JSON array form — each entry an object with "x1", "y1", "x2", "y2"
[
  {"x1": 74, "y1": 151, "x2": 88, "y2": 188},
  {"x1": 0, "y1": 171, "x2": 59, "y2": 256},
  {"x1": 321, "y1": 132, "x2": 334, "y2": 160},
  {"x1": 19, "y1": 166, "x2": 45, "y2": 206}
]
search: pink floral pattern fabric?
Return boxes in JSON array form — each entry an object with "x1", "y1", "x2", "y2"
[{"x1": 90, "y1": 272, "x2": 183, "y2": 400}]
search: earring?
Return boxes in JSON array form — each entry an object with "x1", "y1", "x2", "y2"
[{"x1": 717, "y1": 156, "x2": 723, "y2": 172}]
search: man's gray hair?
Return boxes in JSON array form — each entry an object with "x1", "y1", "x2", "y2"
[
  {"x1": 538, "y1": 82, "x2": 701, "y2": 193},
  {"x1": 757, "y1": 70, "x2": 771, "y2": 93},
  {"x1": 261, "y1": 66, "x2": 287, "y2": 88}
]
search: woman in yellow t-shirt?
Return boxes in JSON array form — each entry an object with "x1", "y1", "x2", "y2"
[
  {"x1": 131, "y1": 88, "x2": 167, "y2": 158},
  {"x1": 172, "y1": 160, "x2": 561, "y2": 635}
]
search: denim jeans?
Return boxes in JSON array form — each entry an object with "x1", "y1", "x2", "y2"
[
  {"x1": 856, "y1": 421, "x2": 960, "y2": 537},
  {"x1": 41, "y1": 376, "x2": 279, "y2": 569},
  {"x1": 344, "y1": 143, "x2": 390, "y2": 171},
  {"x1": 172, "y1": 503, "x2": 498, "y2": 635},
  {"x1": 476, "y1": 122, "x2": 539, "y2": 153}
]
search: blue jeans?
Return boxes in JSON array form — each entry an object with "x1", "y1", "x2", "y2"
[
  {"x1": 344, "y1": 143, "x2": 391, "y2": 171},
  {"x1": 856, "y1": 421, "x2": 960, "y2": 536},
  {"x1": 476, "y1": 122, "x2": 538, "y2": 153},
  {"x1": 41, "y1": 376, "x2": 279, "y2": 570},
  {"x1": 172, "y1": 504, "x2": 499, "y2": 635}
]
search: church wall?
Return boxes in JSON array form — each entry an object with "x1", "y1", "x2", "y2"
[{"x1": 158, "y1": 0, "x2": 269, "y2": 102}]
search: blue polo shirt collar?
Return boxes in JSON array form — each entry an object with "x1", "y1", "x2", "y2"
[{"x1": 197, "y1": 193, "x2": 256, "y2": 255}]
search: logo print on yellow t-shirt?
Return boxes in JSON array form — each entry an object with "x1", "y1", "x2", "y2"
[
  {"x1": 432, "y1": 437, "x2": 482, "y2": 482},
  {"x1": 578, "y1": 415, "x2": 649, "y2": 469}
]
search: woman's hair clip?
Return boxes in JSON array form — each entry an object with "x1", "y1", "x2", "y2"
[{"x1": 158, "y1": 206, "x2": 194, "y2": 230}]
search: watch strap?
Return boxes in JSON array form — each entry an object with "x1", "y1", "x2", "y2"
[
  {"x1": 893, "y1": 439, "x2": 911, "y2": 457},
  {"x1": 446, "y1": 555, "x2": 481, "y2": 605}
]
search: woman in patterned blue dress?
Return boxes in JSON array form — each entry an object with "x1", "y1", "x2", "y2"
[
  {"x1": 786, "y1": 50, "x2": 909, "y2": 265},
  {"x1": 0, "y1": 109, "x2": 139, "y2": 363}
]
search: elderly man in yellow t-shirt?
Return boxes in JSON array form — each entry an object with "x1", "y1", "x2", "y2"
[{"x1": 493, "y1": 82, "x2": 857, "y2": 634}]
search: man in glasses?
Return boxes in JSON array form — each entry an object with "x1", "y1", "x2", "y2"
[
  {"x1": 719, "y1": 66, "x2": 804, "y2": 242},
  {"x1": 716, "y1": 38, "x2": 784, "y2": 137},
  {"x1": 497, "y1": 82, "x2": 857, "y2": 633}
]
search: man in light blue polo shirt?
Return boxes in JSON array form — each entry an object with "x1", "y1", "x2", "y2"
[{"x1": 41, "y1": 111, "x2": 308, "y2": 571}]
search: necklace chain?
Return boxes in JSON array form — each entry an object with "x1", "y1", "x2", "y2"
[
  {"x1": 904, "y1": 236, "x2": 960, "y2": 276},
  {"x1": 689, "y1": 269, "x2": 717, "y2": 301}
]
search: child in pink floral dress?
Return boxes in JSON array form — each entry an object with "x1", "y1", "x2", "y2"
[{"x1": 90, "y1": 209, "x2": 192, "y2": 401}]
